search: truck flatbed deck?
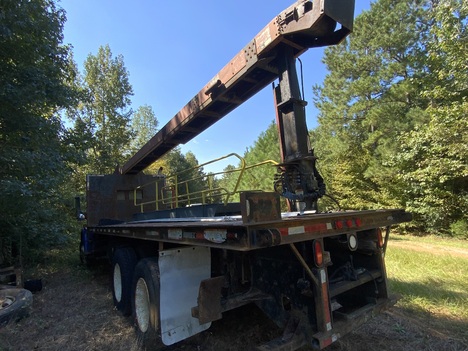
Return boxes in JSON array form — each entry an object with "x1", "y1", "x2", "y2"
[{"x1": 90, "y1": 203, "x2": 411, "y2": 251}]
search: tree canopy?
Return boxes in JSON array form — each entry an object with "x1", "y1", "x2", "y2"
[
  {"x1": 0, "y1": 0, "x2": 79, "y2": 264},
  {"x1": 311, "y1": 0, "x2": 467, "y2": 235},
  {"x1": 70, "y1": 44, "x2": 134, "y2": 175},
  {"x1": 395, "y1": 0, "x2": 468, "y2": 235},
  {"x1": 129, "y1": 104, "x2": 159, "y2": 155},
  {"x1": 218, "y1": 121, "x2": 281, "y2": 202}
]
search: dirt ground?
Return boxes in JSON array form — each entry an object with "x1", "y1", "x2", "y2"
[
  {"x1": 0, "y1": 252, "x2": 467, "y2": 351},
  {"x1": 0, "y1": 238, "x2": 468, "y2": 351},
  {"x1": 388, "y1": 240, "x2": 468, "y2": 259}
]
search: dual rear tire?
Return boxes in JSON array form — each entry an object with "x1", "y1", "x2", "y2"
[
  {"x1": 111, "y1": 249, "x2": 161, "y2": 347},
  {"x1": 112, "y1": 247, "x2": 138, "y2": 316},
  {"x1": 132, "y1": 258, "x2": 161, "y2": 347}
]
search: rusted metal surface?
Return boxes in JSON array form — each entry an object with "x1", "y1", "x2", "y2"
[
  {"x1": 329, "y1": 269, "x2": 382, "y2": 298},
  {"x1": 192, "y1": 276, "x2": 224, "y2": 324},
  {"x1": 121, "y1": 0, "x2": 355, "y2": 175},
  {"x1": 192, "y1": 277, "x2": 274, "y2": 325},
  {"x1": 86, "y1": 173, "x2": 163, "y2": 227},
  {"x1": 273, "y1": 48, "x2": 325, "y2": 211},
  {"x1": 288, "y1": 243, "x2": 319, "y2": 286},
  {"x1": 89, "y1": 208, "x2": 411, "y2": 251},
  {"x1": 240, "y1": 191, "x2": 281, "y2": 224}
]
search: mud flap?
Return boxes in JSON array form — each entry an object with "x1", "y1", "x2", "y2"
[{"x1": 158, "y1": 246, "x2": 211, "y2": 345}]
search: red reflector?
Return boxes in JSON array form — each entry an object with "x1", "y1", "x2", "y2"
[
  {"x1": 355, "y1": 218, "x2": 362, "y2": 227},
  {"x1": 377, "y1": 228, "x2": 384, "y2": 248},
  {"x1": 346, "y1": 219, "x2": 353, "y2": 228},
  {"x1": 227, "y1": 232, "x2": 237, "y2": 239},
  {"x1": 314, "y1": 240, "x2": 323, "y2": 267},
  {"x1": 335, "y1": 221, "x2": 344, "y2": 229}
]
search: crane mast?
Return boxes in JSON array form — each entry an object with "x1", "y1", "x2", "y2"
[{"x1": 121, "y1": 0, "x2": 355, "y2": 210}]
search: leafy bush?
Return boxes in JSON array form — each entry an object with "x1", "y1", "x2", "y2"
[{"x1": 450, "y1": 220, "x2": 468, "y2": 240}]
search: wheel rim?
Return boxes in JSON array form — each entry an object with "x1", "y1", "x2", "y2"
[
  {"x1": 113, "y1": 263, "x2": 122, "y2": 302},
  {"x1": 0, "y1": 295, "x2": 15, "y2": 310},
  {"x1": 135, "y1": 277, "x2": 150, "y2": 333}
]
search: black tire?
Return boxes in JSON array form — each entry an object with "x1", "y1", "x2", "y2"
[
  {"x1": 0, "y1": 288, "x2": 33, "y2": 326},
  {"x1": 112, "y1": 247, "x2": 138, "y2": 316},
  {"x1": 132, "y1": 258, "x2": 162, "y2": 349}
]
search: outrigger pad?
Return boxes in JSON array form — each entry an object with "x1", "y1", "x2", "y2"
[{"x1": 240, "y1": 191, "x2": 281, "y2": 224}]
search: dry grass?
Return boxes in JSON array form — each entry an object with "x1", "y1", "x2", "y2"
[
  {"x1": 0, "y1": 236, "x2": 467, "y2": 351},
  {"x1": 0, "y1": 266, "x2": 139, "y2": 351}
]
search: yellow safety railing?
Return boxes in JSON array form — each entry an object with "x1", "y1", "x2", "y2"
[{"x1": 133, "y1": 153, "x2": 278, "y2": 213}]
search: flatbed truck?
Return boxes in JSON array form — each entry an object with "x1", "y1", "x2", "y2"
[{"x1": 79, "y1": 1, "x2": 412, "y2": 349}]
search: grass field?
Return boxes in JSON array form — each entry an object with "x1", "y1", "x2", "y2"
[
  {"x1": 1, "y1": 234, "x2": 467, "y2": 351},
  {"x1": 386, "y1": 234, "x2": 468, "y2": 345}
]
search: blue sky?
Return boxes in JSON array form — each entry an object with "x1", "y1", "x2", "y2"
[{"x1": 60, "y1": 0, "x2": 372, "y2": 172}]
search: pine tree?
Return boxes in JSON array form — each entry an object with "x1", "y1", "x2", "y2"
[
  {"x1": 312, "y1": 0, "x2": 431, "y2": 211},
  {"x1": 395, "y1": 0, "x2": 468, "y2": 235}
]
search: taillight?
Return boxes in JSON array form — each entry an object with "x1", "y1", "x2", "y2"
[
  {"x1": 313, "y1": 240, "x2": 323, "y2": 267},
  {"x1": 377, "y1": 228, "x2": 384, "y2": 248},
  {"x1": 355, "y1": 218, "x2": 362, "y2": 227}
]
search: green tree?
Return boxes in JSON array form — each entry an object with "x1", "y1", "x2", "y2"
[
  {"x1": 0, "y1": 0, "x2": 78, "y2": 265},
  {"x1": 129, "y1": 104, "x2": 159, "y2": 155},
  {"x1": 311, "y1": 0, "x2": 431, "y2": 211},
  {"x1": 218, "y1": 122, "x2": 281, "y2": 201},
  {"x1": 241, "y1": 121, "x2": 280, "y2": 191},
  {"x1": 155, "y1": 148, "x2": 208, "y2": 206},
  {"x1": 396, "y1": 0, "x2": 468, "y2": 235},
  {"x1": 72, "y1": 44, "x2": 134, "y2": 174}
]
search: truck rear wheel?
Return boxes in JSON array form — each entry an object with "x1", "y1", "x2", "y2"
[
  {"x1": 112, "y1": 247, "x2": 138, "y2": 316},
  {"x1": 132, "y1": 258, "x2": 161, "y2": 348}
]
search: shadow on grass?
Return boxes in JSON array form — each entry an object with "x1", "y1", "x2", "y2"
[{"x1": 388, "y1": 278, "x2": 468, "y2": 344}]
